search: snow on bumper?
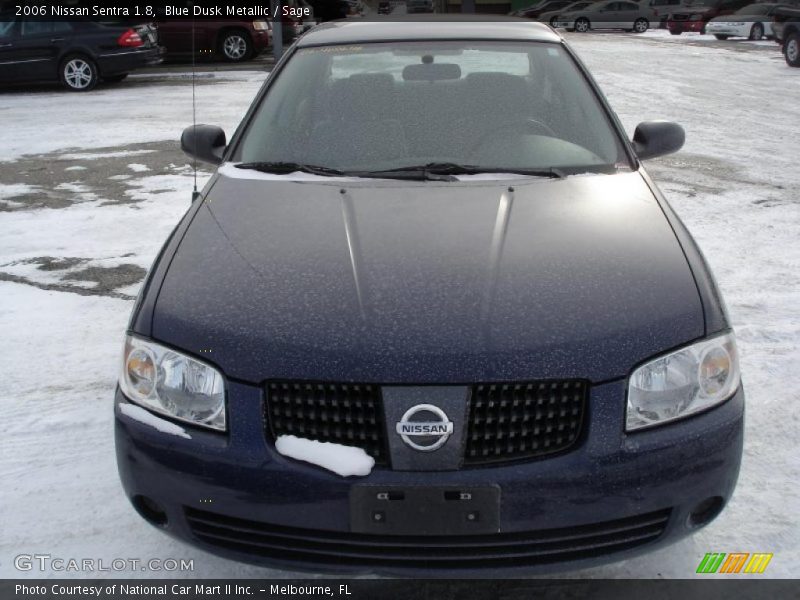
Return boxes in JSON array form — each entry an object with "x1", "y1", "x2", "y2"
[{"x1": 114, "y1": 381, "x2": 744, "y2": 575}]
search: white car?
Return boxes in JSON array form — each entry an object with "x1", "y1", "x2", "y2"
[{"x1": 705, "y1": 3, "x2": 780, "y2": 40}]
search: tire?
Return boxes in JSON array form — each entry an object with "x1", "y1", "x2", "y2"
[
  {"x1": 749, "y1": 22, "x2": 764, "y2": 41},
  {"x1": 59, "y1": 55, "x2": 98, "y2": 92},
  {"x1": 714, "y1": 34, "x2": 729, "y2": 40},
  {"x1": 550, "y1": 16, "x2": 558, "y2": 27},
  {"x1": 103, "y1": 73, "x2": 128, "y2": 83},
  {"x1": 219, "y1": 29, "x2": 253, "y2": 62},
  {"x1": 669, "y1": 29, "x2": 682, "y2": 35},
  {"x1": 633, "y1": 18, "x2": 649, "y2": 33},
  {"x1": 785, "y1": 32, "x2": 800, "y2": 67},
  {"x1": 575, "y1": 17, "x2": 590, "y2": 33}
]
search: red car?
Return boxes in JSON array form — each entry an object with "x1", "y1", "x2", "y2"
[
  {"x1": 156, "y1": 18, "x2": 270, "y2": 62},
  {"x1": 667, "y1": 0, "x2": 751, "y2": 34}
]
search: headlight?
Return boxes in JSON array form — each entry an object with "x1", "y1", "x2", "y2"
[
  {"x1": 120, "y1": 335, "x2": 226, "y2": 431},
  {"x1": 626, "y1": 332, "x2": 740, "y2": 431},
  {"x1": 252, "y1": 20, "x2": 268, "y2": 30}
]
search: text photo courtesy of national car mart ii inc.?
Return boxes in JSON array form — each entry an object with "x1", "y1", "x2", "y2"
[{"x1": 14, "y1": 584, "x2": 356, "y2": 597}]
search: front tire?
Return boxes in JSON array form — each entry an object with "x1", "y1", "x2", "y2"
[
  {"x1": 785, "y1": 32, "x2": 800, "y2": 67},
  {"x1": 575, "y1": 17, "x2": 590, "y2": 33},
  {"x1": 550, "y1": 16, "x2": 558, "y2": 27},
  {"x1": 669, "y1": 29, "x2": 682, "y2": 35},
  {"x1": 714, "y1": 34, "x2": 729, "y2": 40},
  {"x1": 749, "y1": 23, "x2": 764, "y2": 41},
  {"x1": 634, "y1": 18, "x2": 649, "y2": 33},
  {"x1": 219, "y1": 30, "x2": 253, "y2": 62},
  {"x1": 60, "y1": 55, "x2": 98, "y2": 92}
]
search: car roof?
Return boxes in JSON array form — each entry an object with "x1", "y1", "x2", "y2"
[{"x1": 296, "y1": 16, "x2": 562, "y2": 47}]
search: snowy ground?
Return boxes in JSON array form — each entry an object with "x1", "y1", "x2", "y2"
[{"x1": 1, "y1": 33, "x2": 799, "y2": 579}]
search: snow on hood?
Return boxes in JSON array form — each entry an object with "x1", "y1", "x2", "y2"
[{"x1": 275, "y1": 435, "x2": 375, "y2": 477}]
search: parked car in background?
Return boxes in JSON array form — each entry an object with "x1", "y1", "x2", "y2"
[
  {"x1": 556, "y1": 0, "x2": 652, "y2": 32},
  {"x1": 772, "y1": 5, "x2": 800, "y2": 65},
  {"x1": 666, "y1": 0, "x2": 751, "y2": 34},
  {"x1": 516, "y1": 0, "x2": 577, "y2": 18},
  {"x1": 647, "y1": 0, "x2": 686, "y2": 27},
  {"x1": 705, "y1": 3, "x2": 781, "y2": 40},
  {"x1": 156, "y1": 19, "x2": 269, "y2": 62},
  {"x1": 0, "y1": 15, "x2": 162, "y2": 90},
  {"x1": 540, "y1": 0, "x2": 599, "y2": 26}
]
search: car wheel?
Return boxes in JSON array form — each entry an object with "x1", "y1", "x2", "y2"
[
  {"x1": 633, "y1": 18, "x2": 649, "y2": 33},
  {"x1": 575, "y1": 17, "x2": 590, "y2": 33},
  {"x1": 219, "y1": 30, "x2": 253, "y2": 62},
  {"x1": 785, "y1": 32, "x2": 800, "y2": 67},
  {"x1": 714, "y1": 34, "x2": 729, "y2": 40},
  {"x1": 669, "y1": 29, "x2": 681, "y2": 35},
  {"x1": 550, "y1": 16, "x2": 558, "y2": 27},
  {"x1": 749, "y1": 23, "x2": 764, "y2": 41},
  {"x1": 103, "y1": 74, "x2": 128, "y2": 83},
  {"x1": 60, "y1": 55, "x2": 98, "y2": 92}
]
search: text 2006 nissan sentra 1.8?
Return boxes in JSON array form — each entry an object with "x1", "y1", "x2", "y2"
[{"x1": 115, "y1": 18, "x2": 743, "y2": 575}]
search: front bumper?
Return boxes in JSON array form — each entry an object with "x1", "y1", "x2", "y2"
[
  {"x1": 115, "y1": 381, "x2": 744, "y2": 575},
  {"x1": 705, "y1": 25, "x2": 748, "y2": 36}
]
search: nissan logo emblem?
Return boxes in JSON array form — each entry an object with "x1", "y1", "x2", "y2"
[{"x1": 395, "y1": 404, "x2": 454, "y2": 452}]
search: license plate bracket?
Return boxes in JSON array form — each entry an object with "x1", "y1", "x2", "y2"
[{"x1": 350, "y1": 485, "x2": 500, "y2": 535}]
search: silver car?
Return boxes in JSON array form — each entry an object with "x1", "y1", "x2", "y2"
[{"x1": 556, "y1": 0, "x2": 651, "y2": 32}]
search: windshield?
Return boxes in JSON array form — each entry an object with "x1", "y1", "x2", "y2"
[
  {"x1": 735, "y1": 4, "x2": 768, "y2": 14},
  {"x1": 234, "y1": 41, "x2": 628, "y2": 175}
]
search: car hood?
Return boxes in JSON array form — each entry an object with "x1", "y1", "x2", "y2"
[{"x1": 151, "y1": 170, "x2": 703, "y2": 384}]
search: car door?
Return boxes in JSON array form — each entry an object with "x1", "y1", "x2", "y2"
[
  {"x1": 0, "y1": 16, "x2": 18, "y2": 83},
  {"x1": 617, "y1": 1, "x2": 642, "y2": 28},
  {"x1": 597, "y1": 2, "x2": 622, "y2": 28},
  {"x1": 10, "y1": 20, "x2": 67, "y2": 81}
]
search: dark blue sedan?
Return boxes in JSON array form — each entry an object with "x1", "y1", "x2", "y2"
[{"x1": 115, "y1": 18, "x2": 744, "y2": 575}]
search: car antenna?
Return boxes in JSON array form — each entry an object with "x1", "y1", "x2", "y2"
[{"x1": 191, "y1": 12, "x2": 200, "y2": 202}]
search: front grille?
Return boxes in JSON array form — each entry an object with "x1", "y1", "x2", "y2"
[
  {"x1": 267, "y1": 380, "x2": 588, "y2": 469},
  {"x1": 464, "y1": 381, "x2": 587, "y2": 465},
  {"x1": 184, "y1": 507, "x2": 671, "y2": 569},
  {"x1": 266, "y1": 382, "x2": 389, "y2": 466}
]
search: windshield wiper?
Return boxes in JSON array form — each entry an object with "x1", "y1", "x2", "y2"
[
  {"x1": 354, "y1": 163, "x2": 565, "y2": 180},
  {"x1": 236, "y1": 162, "x2": 346, "y2": 177}
]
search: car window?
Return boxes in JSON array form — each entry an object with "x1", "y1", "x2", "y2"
[
  {"x1": 235, "y1": 41, "x2": 628, "y2": 174},
  {"x1": 0, "y1": 18, "x2": 15, "y2": 38},
  {"x1": 20, "y1": 20, "x2": 53, "y2": 36},
  {"x1": 620, "y1": 2, "x2": 640, "y2": 9}
]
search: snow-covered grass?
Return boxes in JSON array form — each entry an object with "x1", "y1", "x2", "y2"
[{"x1": 1, "y1": 35, "x2": 798, "y2": 579}]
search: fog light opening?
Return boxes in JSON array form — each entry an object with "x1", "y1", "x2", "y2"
[
  {"x1": 132, "y1": 495, "x2": 168, "y2": 527},
  {"x1": 688, "y1": 496, "x2": 724, "y2": 528}
]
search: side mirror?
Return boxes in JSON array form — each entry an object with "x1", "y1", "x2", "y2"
[
  {"x1": 632, "y1": 121, "x2": 685, "y2": 160},
  {"x1": 181, "y1": 124, "x2": 226, "y2": 165}
]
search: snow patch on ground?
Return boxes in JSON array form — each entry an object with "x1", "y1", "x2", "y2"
[
  {"x1": 275, "y1": 435, "x2": 375, "y2": 477},
  {"x1": 127, "y1": 163, "x2": 151, "y2": 173},
  {"x1": 119, "y1": 403, "x2": 191, "y2": 439},
  {"x1": 0, "y1": 183, "x2": 39, "y2": 199}
]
